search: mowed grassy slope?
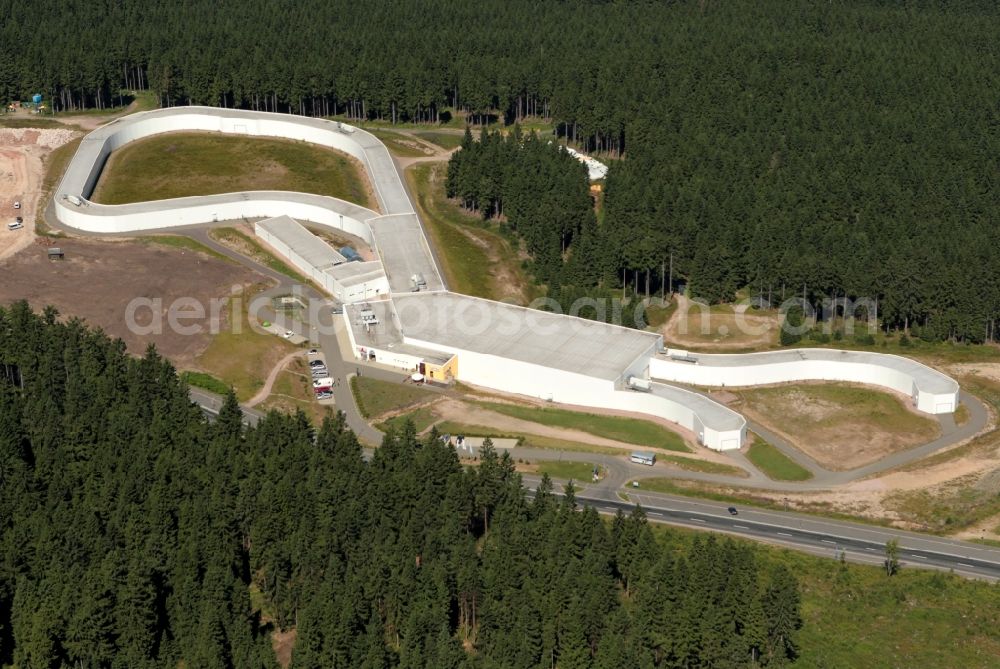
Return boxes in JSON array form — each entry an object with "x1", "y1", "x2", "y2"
[
  {"x1": 476, "y1": 401, "x2": 691, "y2": 452},
  {"x1": 407, "y1": 162, "x2": 538, "y2": 303},
  {"x1": 92, "y1": 132, "x2": 375, "y2": 209},
  {"x1": 352, "y1": 376, "x2": 434, "y2": 418},
  {"x1": 536, "y1": 460, "x2": 597, "y2": 482},
  {"x1": 746, "y1": 436, "x2": 813, "y2": 481},
  {"x1": 194, "y1": 285, "x2": 297, "y2": 401}
]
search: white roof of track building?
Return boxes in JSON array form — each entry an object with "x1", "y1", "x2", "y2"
[
  {"x1": 345, "y1": 300, "x2": 454, "y2": 365},
  {"x1": 369, "y1": 214, "x2": 444, "y2": 293},
  {"x1": 324, "y1": 260, "x2": 386, "y2": 287},
  {"x1": 394, "y1": 292, "x2": 661, "y2": 381},
  {"x1": 649, "y1": 382, "x2": 747, "y2": 432},
  {"x1": 257, "y1": 216, "x2": 346, "y2": 267}
]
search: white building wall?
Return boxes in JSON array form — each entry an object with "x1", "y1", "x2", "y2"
[
  {"x1": 598, "y1": 387, "x2": 745, "y2": 451},
  {"x1": 404, "y1": 336, "x2": 745, "y2": 451},
  {"x1": 333, "y1": 276, "x2": 390, "y2": 304},
  {"x1": 58, "y1": 193, "x2": 376, "y2": 241},
  {"x1": 649, "y1": 351, "x2": 958, "y2": 415},
  {"x1": 617, "y1": 344, "x2": 659, "y2": 386},
  {"x1": 56, "y1": 109, "x2": 382, "y2": 240}
]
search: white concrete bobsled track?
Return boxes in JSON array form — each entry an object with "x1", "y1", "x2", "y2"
[
  {"x1": 54, "y1": 106, "x2": 961, "y2": 452},
  {"x1": 652, "y1": 348, "x2": 959, "y2": 415}
]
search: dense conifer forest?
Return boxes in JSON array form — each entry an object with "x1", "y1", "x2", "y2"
[
  {"x1": 446, "y1": 128, "x2": 598, "y2": 289},
  {"x1": 0, "y1": 301, "x2": 802, "y2": 667},
  {"x1": 3, "y1": 0, "x2": 998, "y2": 340}
]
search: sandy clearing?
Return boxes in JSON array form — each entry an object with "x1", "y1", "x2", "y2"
[
  {"x1": 662, "y1": 294, "x2": 780, "y2": 350},
  {"x1": 736, "y1": 383, "x2": 941, "y2": 471},
  {"x1": 952, "y1": 512, "x2": 1000, "y2": 541},
  {"x1": 0, "y1": 237, "x2": 260, "y2": 366},
  {"x1": 947, "y1": 363, "x2": 1000, "y2": 385},
  {"x1": 0, "y1": 127, "x2": 81, "y2": 262}
]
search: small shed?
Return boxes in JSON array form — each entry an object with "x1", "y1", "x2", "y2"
[{"x1": 47, "y1": 247, "x2": 65, "y2": 261}]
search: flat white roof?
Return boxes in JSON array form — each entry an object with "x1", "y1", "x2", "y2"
[
  {"x1": 346, "y1": 300, "x2": 453, "y2": 365},
  {"x1": 394, "y1": 292, "x2": 661, "y2": 381},
  {"x1": 369, "y1": 214, "x2": 444, "y2": 293},
  {"x1": 660, "y1": 348, "x2": 958, "y2": 395},
  {"x1": 324, "y1": 260, "x2": 386, "y2": 287},
  {"x1": 650, "y1": 382, "x2": 746, "y2": 432},
  {"x1": 257, "y1": 215, "x2": 346, "y2": 267}
]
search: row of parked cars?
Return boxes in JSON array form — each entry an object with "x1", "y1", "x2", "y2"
[{"x1": 308, "y1": 349, "x2": 334, "y2": 400}]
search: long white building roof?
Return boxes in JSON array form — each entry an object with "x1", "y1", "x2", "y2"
[
  {"x1": 394, "y1": 292, "x2": 660, "y2": 381},
  {"x1": 258, "y1": 215, "x2": 346, "y2": 268}
]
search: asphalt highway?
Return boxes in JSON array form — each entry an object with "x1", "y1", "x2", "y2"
[
  {"x1": 189, "y1": 377, "x2": 1000, "y2": 581},
  {"x1": 531, "y1": 481, "x2": 1000, "y2": 581}
]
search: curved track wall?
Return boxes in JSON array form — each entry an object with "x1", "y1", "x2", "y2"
[
  {"x1": 52, "y1": 106, "x2": 960, "y2": 454},
  {"x1": 651, "y1": 349, "x2": 959, "y2": 414}
]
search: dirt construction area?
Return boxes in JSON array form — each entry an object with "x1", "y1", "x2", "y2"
[
  {"x1": 662, "y1": 294, "x2": 781, "y2": 350},
  {"x1": 0, "y1": 126, "x2": 81, "y2": 262},
  {"x1": 733, "y1": 382, "x2": 941, "y2": 471},
  {"x1": 0, "y1": 237, "x2": 259, "y2": 367}
]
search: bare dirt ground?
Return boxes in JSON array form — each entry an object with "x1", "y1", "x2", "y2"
[
  {"x1": 946, "y1": 363, "x2": 1000, "y2": 385},
  {"x1": 662, "y1": 294, "x2": 779, "y2": 350},
  {"x1": 734, "y1": 382, "x2": 940, "y2": 471},
  {"x1": 0, "y1": 237, "x2": 259, "y2": 366},
  {"x1": 246, "y1": 350, "x2": 306, "y2": 407},
  {"x1": 304, "y1": 225, "x2": 377, "y2": 261},
  {"x1": 698, "y1": 416, "x2": 1000, "y2": 532},
  {"x1": 392, "y1": 130, "x2": 459, "y2": 169},
  {"x1": 271, "y1": 629, "x2": 296, "y2": 669},
  {"x1": 0, "y1": 126, "x2": 82, "y2": 261}
]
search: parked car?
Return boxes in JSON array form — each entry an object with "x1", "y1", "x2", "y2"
[
  {"x1": 308, "y1": 348, "x2": 320, "y2": 355},
  {"x1": 282, "y1": 330, "x2": 294, "y2": 339},
  {"x1": 311, "y1": 370, "x2": 328, "y2": 378},
  {"x1": 13, "y1": 201, "x2": 20, "y2": 209},
  {"x1": 309, "y1": 359, "x2": 326, "y2": 368},
  {"x1": 315, "y1": 391, "x2": 333, "y2": 400},
  {"x1": 7, "y1": 220, "x2": 23, "y2": 231}
]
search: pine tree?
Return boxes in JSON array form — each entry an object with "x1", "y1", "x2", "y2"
[{"x1": 764, "y1": 564, "x2": 802, "y2": 664}]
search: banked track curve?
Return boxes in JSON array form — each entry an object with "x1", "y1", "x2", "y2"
[{"x1": 53, "y1": 106, "x2": 963, "y2": 456}]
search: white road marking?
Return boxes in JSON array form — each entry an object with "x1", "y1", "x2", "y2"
[
  {"x1": 733, "y1": 525, "x2": 748, "y2": 530},
  {"x1": 958, "y1": 563, "x2": 974, "y2": 568},
  {"x1": 777, "y1": 532, "x2": 793, "y2": 537},
  {"x1": 689, "y1": 518, "x2": 706, "y2": 523},
  {"x1": 821, "y1": 539, "x2": 836, "y2": 544},
  {"x1": 912, "y1": 555, "x2": 928, "y2": 560}
]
